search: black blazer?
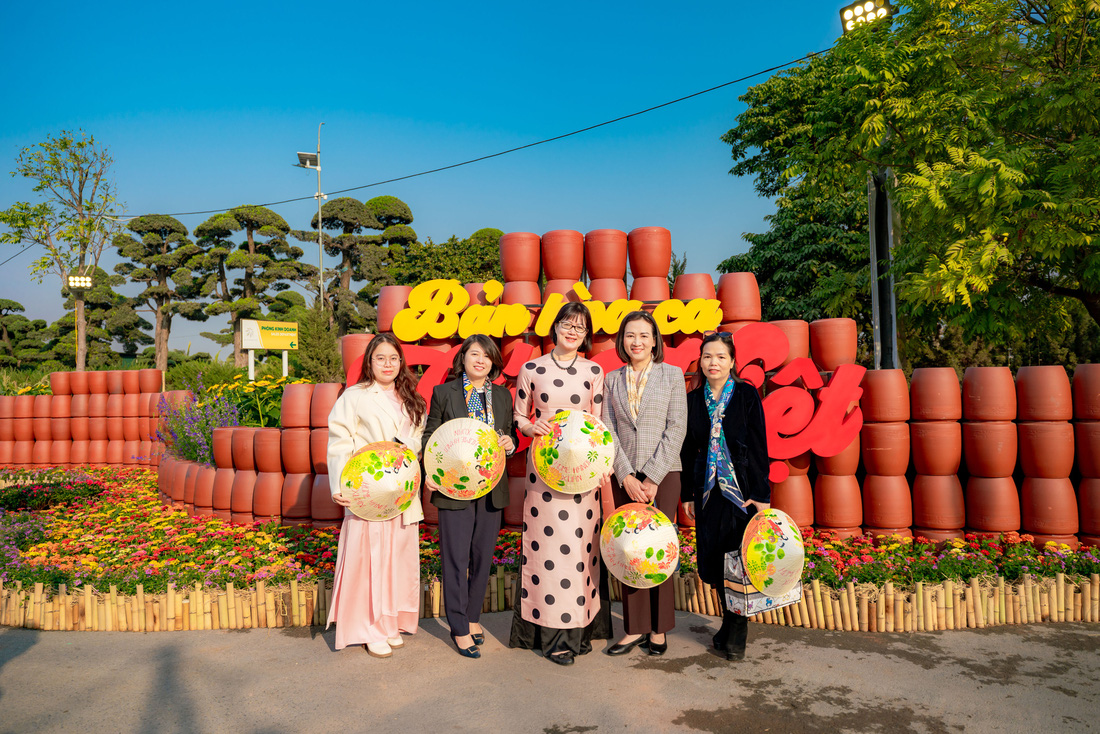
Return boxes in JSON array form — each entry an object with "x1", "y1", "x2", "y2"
[{"x1": 422, "y1": 377, "x2": 517, "y2": 511}]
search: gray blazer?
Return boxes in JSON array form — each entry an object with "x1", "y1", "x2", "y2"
[{"x1": 602, "y1": 361, "x2": 688, "y2": 485}]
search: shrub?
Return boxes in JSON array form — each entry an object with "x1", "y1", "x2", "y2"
[{"x1": 157, "y1": 376, "x2": 240, "y2": 464}]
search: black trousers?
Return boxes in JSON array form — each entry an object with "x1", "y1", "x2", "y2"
[
  {"x1": 438, "y1": 497, "x2": 501, "y2": 637},
  {"x1": 610, "y1": 472, "x2": 681, "y2": 635}
]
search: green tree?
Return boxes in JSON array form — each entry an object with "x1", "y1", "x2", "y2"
[
  {"x1": 50, "y1": 267, "x2": 152, "y2": 366},
  {"x1": 113, "y1": 215, "x2": 208, "y2": 370},
  {"x1": 0, "y1": 130, "x2": 121, "y2": 370},
  {"x1": 667, "y1": 250, "x2": 688, "y2": 292},
  {"x1": 722, "y1": 0, "x2": 1100, "y2": 346},
  {"x1": 390, "y1": 228, "x2": 503, "y2": 286},
  {"x1": 0, "y1": 300, "x2": 51, "y2": 369},
  {"x1": 294, "y1": 301, "x2": 344, "y2": 382}
]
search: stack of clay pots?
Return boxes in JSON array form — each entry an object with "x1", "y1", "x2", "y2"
[
  {"x1": 768, "y1": 320, "x2": 810, "y2": 366},
  {"x1": 586, "y1": 229, "x2": 629, "y2": 356},
  {"x1": 859, "y1": 369, "x2": 911, "y2": 539},
  {"x1": 500, "y1": 232, "x2": 542, "y2": 364},
  {"x1": 815, "y1": 431, "x2": 862, "y2": 540},
  {"x1": 770, "y1": 451, "x2": 813, "y2": 534},
  {"x1": 909, "y1": 368, "x2": 965, "y2": 541},
  {"x1": 307, "y1": 383, "x2": 344, "y2": 529},
  {"x1": 1017, "y1": 366, "x2": 1078, "y2": 549},
  {"x1": 962, "y1": 367, "x2": 1020, "y2": 537},
  {"x1": 808, "y1": 319, "x2": 858, "y2": 373},
  {"x1": 628, "y1": 227, "x2": 672, "y2": 307},
  {"x1": 1074, "y1": 365, "x2": 1100, "y2": 547}
]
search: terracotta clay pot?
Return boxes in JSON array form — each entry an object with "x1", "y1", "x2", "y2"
[
  {"x1": 183, "y1": 463, "x2": 201, "y2": 506},
  {"x1": 1079, "y1": 478, "x2": 1100, "y2": 534},
  {"x1": 962, "y1": 366, "x2": 1016, "y2": 421},
  {"x1": 912, "y1": 474, "x2": 965, "y2": 529},
  {"x1": 68, "y1": 371, "x2": 89, "y2": 395},
  {"x1": 809, "y1": 318, "x2": 857, "y2": 372},
  {"x1": 137, "y1": 417, "x2": 153, "y2": 442},
  {"x1": 672, "y1": 274, "x2": 716, "y2": 302},
  {"x1": 1018, "y1": 421, "x2": 1074, "y2": 478},
  {"x1": 12, "y1": 419, "x2": 32, "y2": 442},
  {"x1": 212, "y1": 427, "x2": 235, "y2": 469},
  {"x1": 587, "y1": 279, "x2": 629, "y2": 304},
  {"x1": 815, "y1": 434, "x2": 860, "y2": 475},
  {"x1": 281, "y1": 427, "x2": 312, "y2": 474},
  {"x1": 193, "y1": 466, "x2": 216, "y2": 509},
  {"x1": 230, "y1": 469, "x2": 258, "y2": 514},
  {"x1": 310, "y1": 384, "x2": 343, "y2": 428},
  {"x1": 784, "y1": 451, "x2": 811, "y2": 477},
  {"x1": 464, "y1": 282, "x2": 489, "y2": 306},
  {"x1": 769, "y1": 320, "x2": 809, "y2": 366},
  {"x1": 106, "y1": 394, "x2": 123, "y2": 417},
  {"x1": 770, "y1": 474, "x2": 813, "y2": 528},
  {"x1": 860, "y1": 422, "x2": 910, "y2": 476},
  {"x1": 862, "y1": 474, "x2": 912, "y2": 528},
  {"x1": 50, "y1": 417, "x2": 72, "y2": 442},
  {"x1": 1016, "y1": 365, "x2": 1072, "y2": 421},
  {"x1": 171, "y1": 460, "x2": 190, "y2": 502},
  {"x1": 33, "y1": 417, "x2": 52, "y2": 441},
  {"x1": 1029, "y1": 534, "x2": 1079, "y2": 551},
  {"x1": 88, "y1": 393, "x2": 108, "y2": 418},
  {"x1": 253, "y1": 472, "x2": 283, "y2": 517},
  {"x1": 121, "y1": 393, "x2": 140, "y2": 418},
  {"x1": 541, "y1": 230, "x2": 584, "y2": 281},
  {"x1": 1076, "y1": 422, "x2": 1100, "y2": 477},
  {"x1": 817, "y1": 527, "x2": 863, "y2": 541},
  {"x1": 377, "y1": 285, "x2": 412, "y2": 333},
  {"x1": 814, "y1": 473, "x2": 863, "y2": 528},
  {"x1": 69, "y1": 440, "x2": 89, "y2": 465},
  {"x1": 212, "y1": 468, "x2": 235, "y2": 512},
  {"x1": 543, "y1": 279, "x2": 581, "y2": 304},
  {"x1": 138, "y1": 439, "x2": 152, "y2": 465},
  {"x1": 50, "y1": 372, "x2": 72, "y2": 396},
  {"x1": 0, "y1": 396, "x2": 12, "y2": 420},
  {"x1": 0, "y1": 419, "x2": 14, "y2": 442},
  {"x1": 864, "y1": 527, "x2": 914, "y2": 542},
  {"x1": 122, "y1": 417, "x2": 140, "y2": 442},
  {"x1": 0, "y1": 440, "x2": 11, "y2": 464},
  {"x1": 715, "y1": 272, "x2": 761, "y2": 323},
  {"x1": 13, "y1": 395, "x2": 34, "y2": 419},
  {"x1": 310, "y1": 474, "x2": 343, "y2": 521},
  {"x1": 253, "y1": 428, "x2": 283, "y2": 473},
  {"x1": 87, "y1": 440, "x2": 108, "y2": 466},
  {"x1": 910, "y1": 368, "x2": 962, "y2": 421},
  {"x1": 1021, "y1": 477, "x2": 1078, "y2": 535},
  {"x1": 627, "y1": 227, "x2": 672, "y2": 278},
  {"x1": 48, "y1": 393, "x2": 70, "y2": 417},
  {"x1": 339, "y1": 334, "x2": 374, "y2": 384},
  {"x1": 965, "y1": 477, "x2": 1020, "y2": 532},
  {"x1": 910, "y1": 421, "x2": 962, "y2": 475},
  {"x1": 860, "y1": 370, "x2": 910, "y2": 423},
  {"x1": 106, "y1": 416, "x2": 124, "y2": 441},
  {"x1": 231, "y1": 427, "x2": 258, "y2": 471},
  {"x1": 310, "y1": 428, "x2": 329, "y2": 475},
  {"x1": 962, "y1": 421, "x2": 1017, "y2": 477},
  {"x1": 1073, "y1": 364, "x2": 1100, "y2": 420},
  {"x1": 281, "y1": 473, "x2": 313, "y2": 518},
  {"x1": 32, "y1": 395, "x2": 51, "y2": 419},
  {"x1": 105, "y1": 370, "x2": 124, "y2": 395},
  {"x1": 629, "y1": 277, "x2": 670, "y2": 303},
  {"x1": 121, "y1": 370, "x2": 140, "y2": 394},
  {"x1": 137, "y1": 369, "x2": 163, "y2": 393},
  {"x1": 502, "y1": 336, "x2": 541, "y2": 365},
  {"x1": 87, "y1": 371, "x2": 108, "y2": 394},
  {"x1": 49, "y1": 440, "x2": 72, "y2": 466},
  {"x1": 13, "y1": 441, "x2": 33, "y2": 465},
  {"x1": 503, "y1": 281, "x2": 542, "y2": 310},
  {"x1": 69, "y1": 394, "x2": 88, "y2": 417},
  {"x1": 420, "y1": 486, "x2": 438, "y2": 525},
  {"x1": 584, "y1": 229, "x2": 627, "y2": 279},
  {"x1": 500, "y1": 232, "x2": 541, "y2": 282},
  {"x1": 911, "y1": 527, "x2": 965, "y2": 543}
]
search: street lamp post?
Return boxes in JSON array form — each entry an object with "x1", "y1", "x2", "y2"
[
  {"x1": 67, "y1": 271, "x2": 93, "y2": 370},
  {"x1": 295, "y1": 123, "x2": 327, "y2": 308},
  {"x1": 841, "y1": 0, "x2": 899, "y2": 370}
]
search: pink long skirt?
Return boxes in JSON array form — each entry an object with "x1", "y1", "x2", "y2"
[{"x1": 326, "y1": 512, "x2": 420, "y2": 650}]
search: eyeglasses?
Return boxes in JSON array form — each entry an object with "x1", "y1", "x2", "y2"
[
  {"x1": 371, "y1": 355, "x2": 402, "y2": 365},
  {"x1": 558, "y1": 322, "x2": 588, "y2": 335}
]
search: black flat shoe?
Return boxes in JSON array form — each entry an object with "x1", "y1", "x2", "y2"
[
  {"x1": 451, "y1": 635, "x2": 481, "y2": 659},
  {"x1": 641, "y1": 638, "x2": 667, "y2": 656},
  {"x1": 548, "y1": 651, "x2": 575, "y2": 666},
  {"x1": 725, "y1": 647, "x2": 745, "y2": 661},
  {"x1": 606, "y1": 635, "x2": 647, "y2": 656}
]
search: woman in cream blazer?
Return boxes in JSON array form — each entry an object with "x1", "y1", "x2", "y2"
[{"x1": 325, "y1": 334, "x2": 427, "y2": 657}]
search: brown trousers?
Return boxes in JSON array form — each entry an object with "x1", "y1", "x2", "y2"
[{"x1": 610, "y1": 471, "x2": 680, "y2": 635}]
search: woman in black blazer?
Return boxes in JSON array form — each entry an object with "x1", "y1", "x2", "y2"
[
  {"x1": 680, "y1": 332, "x2": 770, "y2": 661},
  {"x1": 423, "y1": 335, "x2": 517, "y2": 659}
]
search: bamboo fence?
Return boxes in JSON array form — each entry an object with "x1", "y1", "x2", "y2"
[{"x1": 3, "y1": 570, "x2": 1098, "y2": 632}]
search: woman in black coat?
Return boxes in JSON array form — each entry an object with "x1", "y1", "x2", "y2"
[
  {"x1": 680, "y1": 332, "x2": 770, "y2": 660},
  {"x1": 423, "y1": 335, "x2": 517, "y2": 659}
]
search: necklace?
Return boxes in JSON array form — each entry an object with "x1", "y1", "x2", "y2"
[{"x1": 550, "y1": 350, "x2": 578, "y2": 371}]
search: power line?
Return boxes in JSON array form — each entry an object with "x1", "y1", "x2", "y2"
[
  {"x1": 0, "y1": 243, "x2": 39, "y2": 268},
  {"x1": 117, "y1": 48, "x2": 832, "y2": 219}
]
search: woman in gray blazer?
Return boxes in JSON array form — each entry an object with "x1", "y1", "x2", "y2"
[{"x1": 601, "y1": 311, "x2": 688, "y2": 656}]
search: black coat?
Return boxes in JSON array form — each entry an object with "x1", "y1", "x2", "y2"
[
  {"x1": 679, "y1": 379, "x2": 770, "y2": 586},
  {"x1": 422, "y1": 377, "x2": 517, "y2": 511}
]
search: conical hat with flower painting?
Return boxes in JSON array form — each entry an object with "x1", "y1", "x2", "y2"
[
  {"x1": 741, "y1": 508, "x2": 805, "y2": 597},
  {"x1": 600, "y1": 503, "x2": 679, "y2": 589},
  {"x1": 531, "y1": 409, "x2": 615, "y2": 494},
  {"x1": 340, "y1": 441, "x2": 421, "y2": 521},
  {"x1": 425, "y1": 417, "x2": 505, "y2": 500}
]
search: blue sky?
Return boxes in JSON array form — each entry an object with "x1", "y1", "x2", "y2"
[{"x1": 0, "y1": 0, "x2": 842, "y2": 357}]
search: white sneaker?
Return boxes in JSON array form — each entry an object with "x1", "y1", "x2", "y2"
[
  {"x1": 387, "y1": 636, "x2": 404, "y2": 648},
  {"x1": 365, "y1": 641, "x2": 392, "y2": 658}
]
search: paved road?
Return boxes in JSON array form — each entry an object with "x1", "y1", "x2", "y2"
[{"x1": 1, "y1": 609, "x2": 1097, "y2": 733}]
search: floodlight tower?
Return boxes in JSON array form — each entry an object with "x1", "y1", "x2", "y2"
[{"x1": 295, "y1": 123, "x2": 327, "y2": 308}]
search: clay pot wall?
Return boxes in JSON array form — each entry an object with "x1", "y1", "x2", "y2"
[
  {"x1": 1073, "y1": 365, "x2": 1100, "y2": 547},
  {"x1": 962, "y1": 367, "x2": 1019, "y2": 534},
  {"x1": 1015, "y1": 366, "x2": 1076, "y2": 545}
]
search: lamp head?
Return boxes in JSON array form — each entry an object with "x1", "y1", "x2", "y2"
[
  {"x1": 295, "y1": 151, "x2": 319, "y2": 168},
  {"x1": 840, "y1": 0, "x2": 893, "y2": 33}
]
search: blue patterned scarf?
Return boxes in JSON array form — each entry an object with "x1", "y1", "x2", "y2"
[
  {"x1": 703, "y1": 377, "x2": 744, "y2": 512},
  {"x1": 462, "y1": 372, "x2": 494, "y2": 427}
]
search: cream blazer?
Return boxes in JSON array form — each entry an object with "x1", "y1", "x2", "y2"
[{"x1": 326, "y1": 382, "x2": 426, "y2": 524}]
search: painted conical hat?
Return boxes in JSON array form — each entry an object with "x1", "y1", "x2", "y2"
[
  {"x1": 531, "y1": 409, "x2": 615, "y2": 495},
  {"x1": 425, "y1": 417, "x2": 505, "y2": 501},
  {"x1": 600, "y1": 503, "x2": 680, "y2": 589},
  {"x1": 741, "y1": 508, "x2": 805, "y2": 597},
  {"x1": 339, "y1": 441, "x2": 421, "y2": 521}
]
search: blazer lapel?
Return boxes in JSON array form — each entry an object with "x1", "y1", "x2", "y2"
[
  {"x1": 635, "y1": 363, "x2": 660, "y2": 423},
  {"x1": 366, "y1": 382, "x2": 402, "y2": 427},
  {"x1": 614, "y1": 368, "x2": 637, "y2": 428}
]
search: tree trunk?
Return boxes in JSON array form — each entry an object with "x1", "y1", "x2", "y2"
[
  {"x1": 233, "y1": 315, "x2": 244, "y2": 367},
  {"x1": 75, "y1": 296, "x2": 87, "y2": 371},
  {"x1": 155, "y1": 305, "x2": 171, "y2": 371}
]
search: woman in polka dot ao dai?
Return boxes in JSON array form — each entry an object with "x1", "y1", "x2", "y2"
[{"x1": 508, "y1": 302, "x2": 613, "y2": 665}]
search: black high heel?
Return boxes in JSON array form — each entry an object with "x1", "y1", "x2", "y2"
[
  {"x1": 641, "y1": 636, "x2": 668, "y2": 656},
  {"x1": 450, "y1": 634, "x2": 481, "y2": 659}
]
